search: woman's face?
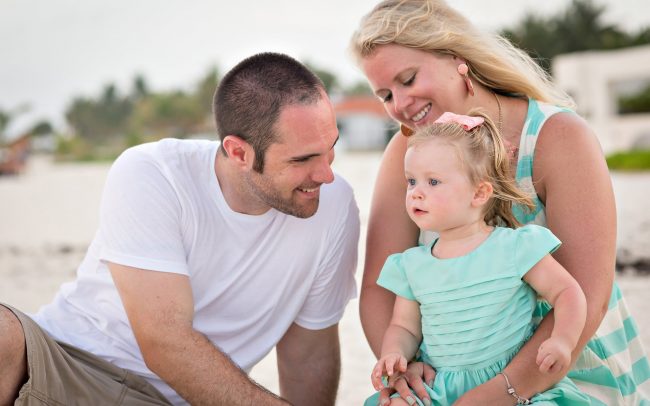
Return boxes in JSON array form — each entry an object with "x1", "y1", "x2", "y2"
[{"x1": 361, "y1": 44, "x2": 467, "y2": 130}]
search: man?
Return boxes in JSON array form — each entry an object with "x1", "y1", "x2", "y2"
[{"x1": 0, "y1": 53, "x2": 359, "y2": 405}]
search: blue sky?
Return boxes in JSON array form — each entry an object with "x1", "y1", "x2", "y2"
[{"x1": 0, "y1": 0, "x2": 647, "y2": 135}]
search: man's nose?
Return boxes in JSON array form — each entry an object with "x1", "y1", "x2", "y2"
[{"x1": 313, "y1": 154, "x2": 334, "y2": 184}]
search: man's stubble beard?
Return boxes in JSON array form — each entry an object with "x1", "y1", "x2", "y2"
[{"x1": 244, "y1": 171, "x2": 319, "y2": 219}]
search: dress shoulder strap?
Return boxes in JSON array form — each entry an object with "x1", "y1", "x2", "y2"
[{"x1": 513, "y1": 99, "x2": 573, "y2": 226}]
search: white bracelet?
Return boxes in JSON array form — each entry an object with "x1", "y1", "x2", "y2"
[{"x1": 498, "y1": 372, "x2": 532, "y2": 405}]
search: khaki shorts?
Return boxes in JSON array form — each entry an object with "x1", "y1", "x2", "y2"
[{"x1": 2, "y1": 304, "x2": 172, "y2": 406}]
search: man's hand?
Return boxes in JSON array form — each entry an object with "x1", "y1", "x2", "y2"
[
  {"x1": 536, "y1": 336, "x2": 572, "y2": 374},
  {"x1": 377, "y1": 361, "x2": 436, "y2": 406}
]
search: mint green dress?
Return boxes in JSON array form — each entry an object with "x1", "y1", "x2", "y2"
[{"x1": 364, "y1": 225, "x2": 589, "y2": 405}]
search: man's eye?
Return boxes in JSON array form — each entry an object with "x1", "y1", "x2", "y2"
[{"x1": 429, "y1": 179, "x2": 439, "y2": 186}]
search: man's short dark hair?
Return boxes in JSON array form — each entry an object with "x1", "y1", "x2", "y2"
[{"x1": 214, "y1": 52, "x2": 325, "y2": 173}]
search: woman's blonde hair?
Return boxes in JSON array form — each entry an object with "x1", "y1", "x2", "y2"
[
  {"x1": 407, "y1": 109, "x2": 535, "y2": 228},
  {"x1": 350, "y1": 0, "x2": 575, "y2": 108}
]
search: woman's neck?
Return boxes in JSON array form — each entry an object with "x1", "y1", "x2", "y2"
[{"x1": 432, "y1": 221, "x2": 493, "y2": 259}]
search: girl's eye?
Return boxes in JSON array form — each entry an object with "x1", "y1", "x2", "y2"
[
  {"x1": 381, "y1": 93, "x2": 393, "y2": 103},
  {"x1": 407, "y1": 178, "x2": 416, "y2": 186},
  {"x1": 404, "y1": 74, "x2": 415, "y2": 86},
  {"x1": 429, "y1": 179, "x2": 439, "y2": 186}
]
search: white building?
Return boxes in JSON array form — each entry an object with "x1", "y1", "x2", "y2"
[
  {"x1": 334, "y1": 96, "x2": 395, "y2": 151},
  {"x1": 553, "y1": 44, "x2": 650, "y2": 154}
]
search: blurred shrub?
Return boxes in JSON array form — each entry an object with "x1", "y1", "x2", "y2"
[
  {"x1": 618, "y1": 85, "x2": 650, "y2": 114},
  {"x1": 606, "y1": 150, "x2": 650, "y2": 170}
]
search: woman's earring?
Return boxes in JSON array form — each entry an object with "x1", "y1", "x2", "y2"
[
  {"x1": 458, "y1": 63, "x2": 475, "y2": 97},
  {"x1": 400, "y1": 124, "x2": 414, "y2": 137}
]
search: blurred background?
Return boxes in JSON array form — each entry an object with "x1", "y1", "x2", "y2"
[
  {"x1": 1, "y1": 0, "x2": 650, "y2": 403},
  {"x1": 2, "y1": 0, "x2": 650, "y2": 161}
]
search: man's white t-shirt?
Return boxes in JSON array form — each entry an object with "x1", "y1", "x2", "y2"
[{"x1": 32, "y1": 138, "x2": 359, "y2": 405}]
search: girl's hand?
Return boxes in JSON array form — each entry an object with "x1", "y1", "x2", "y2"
[
  {"x1": 371, "y1": 352, "x2": 408, "y2": 391},
  {"x1": 536, "y1": 336, "x2": 572, "y2": 373}
]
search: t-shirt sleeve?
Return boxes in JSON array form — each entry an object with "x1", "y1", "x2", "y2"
[
  {"x1": 97, "y1": 146, "x2": 189, "y2": 275},
  {"x1": 514, "y1": 225, "x2": 561, "y2": 278},
  {"x1": 377, "y1": 253, "x2": 415, "y2": 300},
  {"x1": 294, "y1": 182, "x2": 360, "y2": 330}
]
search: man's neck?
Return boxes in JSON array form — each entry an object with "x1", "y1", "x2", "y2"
[{"x1": 214, "y1": 152, "x2": 269, "y2": 215}]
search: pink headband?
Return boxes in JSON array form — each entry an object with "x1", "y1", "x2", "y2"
[{"x1": 434, "y1": 112, "x2": 484, "y2": 130}]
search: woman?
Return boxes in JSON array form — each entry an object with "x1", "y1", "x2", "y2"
[{"x1": 349, "y1": 1, "x2": 649, "y2": 405}]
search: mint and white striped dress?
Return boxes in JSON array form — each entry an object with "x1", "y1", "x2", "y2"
[
  {"x1": 516, "y1": 99, "x2": 650, "y2": 405},
  {"x1": 421, "y1": 98, "x2": 650, "y2": 404}
]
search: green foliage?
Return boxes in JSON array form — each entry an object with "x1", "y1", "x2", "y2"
[
  {"x1": 344, "y1": 81, "x2": 373, "y2": 96},
  {"x1": 132, "y1": 74, "x2": 150, "y2": 100},
  {"x1": 128, "y1": 91, "x2": 204, "y2": 138},
  {"x1": 28, "y1": 120, "x2": 53, "y2": 136},
  {"x1": 62, "y1": 67, "x2": 223, "y2": 160},
  {"x1": 0, "y1": 109, "x2": 10, "y2": 134},
  {"x1": 304, "y1": 61, "x2": 340, "y2": 93},
  {"x1": 124, "y1": 132, "x2": 144, "y2": 148},
  {"x1": 501, "y1": 0, "x2": 650, "y2": 72},
  {"x1": 65, "y1": 84, "x2": 133, "y2": 143},
  {"x1": 55, "y1": 135, "x2": 121, "y2": 162},
  {"x1": 501, "y1": 15, "x2": 562, "y2": 72},
  {"x1": 195, "y1": 67, "x2": 220, "y2": 116},
  {"x1": 618, "y1": 85, "x2": 650, "y2": 114},
  {"x1": 606, "y1": 150, "x2": 650, "y2": 171}
]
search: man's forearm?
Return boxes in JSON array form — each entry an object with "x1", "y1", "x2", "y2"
[
  {"x1": 143, "y1": 327, "x2": 288, "y2": 405},
  {"x1": 278, "y1": 342, "x2": 340, "y2": 406},
  {"x1": 277, "y1": 323, "x2": 342, "y2": 406}
]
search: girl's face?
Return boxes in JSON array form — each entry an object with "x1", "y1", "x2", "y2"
[
  {"x1": 404, "y1": 139, "x2": 481, "y2": 233},
  {"x1": 361, "y1": 44, "x2": 467, "y2": 131}
]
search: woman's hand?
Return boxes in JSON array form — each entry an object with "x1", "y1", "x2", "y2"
[{"x1": 377, "y1": 361, "x2": 436, "y2": 406}]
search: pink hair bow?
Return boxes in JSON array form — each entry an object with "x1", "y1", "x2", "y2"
[{"x1": 434, "y1": 112, "x2": 484, "y2": 130}]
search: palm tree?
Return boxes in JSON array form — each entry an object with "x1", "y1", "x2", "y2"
[{"x1": 501, "y1": 0, "x2": 643, "y2": 72}]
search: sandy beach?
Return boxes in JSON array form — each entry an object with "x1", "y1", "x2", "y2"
[{"x1": 1, "y1": 151, "x2": 649, "y2": 405}]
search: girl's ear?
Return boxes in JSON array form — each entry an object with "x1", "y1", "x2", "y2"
[{"x1": 472, "y1": 181, "x2": 493, "y2": 207}]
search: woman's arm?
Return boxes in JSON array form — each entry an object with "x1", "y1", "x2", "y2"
[
  {"x1": 455, "y1": 113, "x2": 616, "y2": 404},
  {"x1": 361, "y1": 132, "x2": 420, "y2": 357}
]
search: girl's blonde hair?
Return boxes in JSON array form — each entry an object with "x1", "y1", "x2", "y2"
[
  {"x1": 350, "y1": 0, "x2": 575, "y2": 109},
  {"x1": 407, "y1": 109, "x2": 535, "y2": 228}
]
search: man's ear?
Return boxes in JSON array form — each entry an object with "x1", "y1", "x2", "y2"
[
  {"x1": 221, "y1": 135, "x2": 254, "y2": 170},
  {"x1": 472, "y1": 181, "x2": 493, "y2": 207}
]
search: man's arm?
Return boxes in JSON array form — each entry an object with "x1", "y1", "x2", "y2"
[
  {"x1": 108, "y1": 262, "x2": 289, "y2": 405},
  {"x1": 276, "y1": 322, "x2": 340, "y2": 406}
]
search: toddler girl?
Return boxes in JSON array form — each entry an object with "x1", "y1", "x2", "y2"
[{"x1": 367, "y1": 111, "x2": 589, "y2": 405}]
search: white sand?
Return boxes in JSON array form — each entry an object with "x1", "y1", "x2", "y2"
[{"x1": 1, "y1": 152, "x2": 649, "y2": 405}]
